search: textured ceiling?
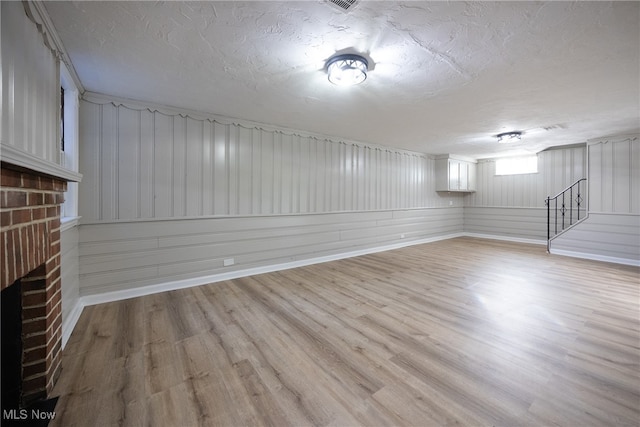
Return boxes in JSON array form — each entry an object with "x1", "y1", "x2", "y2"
[{"x1": 45, "y1": 1, "x2": 640, "y2": 158}]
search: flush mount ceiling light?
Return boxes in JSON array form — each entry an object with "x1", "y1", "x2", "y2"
[
  {"x1": 326, "y1": 54, "x2": 368, "y2": 86},
  {"x1": 496, "y1": 131, "x2": 523, "y2": 143}
]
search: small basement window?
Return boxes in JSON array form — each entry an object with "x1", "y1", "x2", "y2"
[{"x1": 495, "y1": 155, "x2": 538, "y2": 176}]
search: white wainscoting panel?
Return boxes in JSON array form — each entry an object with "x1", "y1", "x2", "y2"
[
  {"x1": 78, "y1": 207, "x2": 463, "y2": 296},
  {"x1": 463, "y1": 207, "x2": 547, "y2": 242},
  {"x1": 550, "y1": 213, "x2": 640, "y2": 266}
]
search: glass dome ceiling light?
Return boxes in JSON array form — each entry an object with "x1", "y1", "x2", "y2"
[{"x1": 326, "y1": 54, "x2": 368, "y2": 86}]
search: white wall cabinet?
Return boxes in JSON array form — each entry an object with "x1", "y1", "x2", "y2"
[{"x1": 435, "y1": 156, "x2": 477, "y2": 192}]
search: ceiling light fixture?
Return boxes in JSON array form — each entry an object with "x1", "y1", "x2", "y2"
[
  {"x1": 326, "y1": 54, "x2": 368, "y2": 86},
  {"x1": 496, "y1": 131, "x2": 523, "y2": 143}
]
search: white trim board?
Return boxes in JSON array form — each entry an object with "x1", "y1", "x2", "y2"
[
  {"x1": 61, "y1": 299, "x2": 85, "y2": 349},
  {"x1": 462, "y1": 233, "x2": 546, "y2": 246},
  {"x1": 549, "y1": 248, "x2": 640, "y2": 267}
]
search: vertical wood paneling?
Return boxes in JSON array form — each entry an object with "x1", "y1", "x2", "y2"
[
  {"x1": 344, "y1": 143, "x2": 353, "y2": 211},
  {"x1": 213, "y1": 122, "x2": 228, "y2": 215},
  {"x1": 315, "y1": 139, "x2": 327, "y2": 212},
  {"x1": 79, "y1": 99, "x2": 439, "y2": 222},
  {"x1": 185, "y1": 118, "x2": 203, "y2": 216},
  {"x1": 549, "y1": 137, "x2": 639, "y2": 263},
  {"x1": 467, "y1": 146, "x2": 587, "y2": 208},
  {"x1": 291, "y1": 135, "x2": 301, "y2": 213},
  {"x1": 201, "y1": 121, "x2": 213, "y2": 215},
  {"x1": 612, "y1": 139, "x2": 630, "y2": 213},
  {"x1": 117, "y1": 108, "x2": 139, "y2": 219},
  {"x1": 251, "y1": 129, "x2": 262, "y2": 215},
  {"x1": 1, "y1": 2, "x2": 60, "y2": 165},
  {"x1": 600, "y1": 141, "x2": 614, "y2": 212},
  {"x1": 172, "y1": 116, "x2": 186, "y2": 217},
  {"x1": 588, "y1": 137, "x2": 639, "y2": 214},
  {"x1": 228, "y1": 124, "x2": 238, "y2": 215},
  {"x1": 140, "y1": 111, "x2": 154, "y2": 218},
  {"x1": 101, "y1": 104, "x2": 117, "y2": 220},
  {"x1": 237, "y1": 126, "x2": 252, "y2": 215},
  {"x1": 631, "y1": 140, "x2": 640, "y2": 214},
  {"x1": 329, "y1": 141, "x2": 339, "y2": 212},
  {"x1": 79, "y1": 102, "x2": 99, "y2": 220},
  {"x1": 260, "y1": 130, "x2": 274, "y2": 215},
  {"x1": 280, "y1": 133, "x2": 292, "y2": 214},
  {"x1": 153, "y1": 114, "x2": 172, "y2": 218},
  {"x1": 588, "y1": 143, "x2": 603, "y2": 212},
  {"x1": 299, "y1": 136, "x2": 310, "y2": 213},
  {"x1": 272, "y1": 132, "x2": 282, "y2": 214}
]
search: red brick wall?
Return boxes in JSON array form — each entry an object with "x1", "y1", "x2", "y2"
[{"x1": 1, "y1": 164, "x2": 67, "y2": 404}]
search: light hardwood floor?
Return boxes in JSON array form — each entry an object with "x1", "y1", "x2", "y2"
[{"x1": 51, "y1": 237, "x2": 640, "y2": 426}]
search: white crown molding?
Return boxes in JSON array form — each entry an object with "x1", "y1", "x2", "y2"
[
  {"x1": 586, "y1": 134, "x2": 639, "y2": 146},
  {"x1": 23, "y1": 1, "x2": 85, "y2": 94},
  {"x1": 81, "y1": 91, "x2": 428, "y2": 158}
]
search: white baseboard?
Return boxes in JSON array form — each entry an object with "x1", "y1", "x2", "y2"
[
  {"x1": 80, "y1": 232, "x2": 465, "y2": 307},
  {"x1": 462, "y1": 232, "x2": 546, "y2": 246},
  {"x1": 61, "y1": 298, "x2": 85, "y2": 349},
  {"x1": 464, "y1": 233, "x2": 640, "y2": 266},
  {"x1": 549, "y1": 248, "x2": 640, "y2": 267}
]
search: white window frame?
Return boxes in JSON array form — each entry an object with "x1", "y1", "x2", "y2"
[
  {"x1": 60, "y1": 62, "x2": 80, "y2": 227},
  {"x1": 495, "y1": 155, "x2": 538, "y2": 176}
]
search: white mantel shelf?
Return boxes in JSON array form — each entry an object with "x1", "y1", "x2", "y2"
[{"x1": 1, "y1": 144, "x2": 82, "y2": 182}]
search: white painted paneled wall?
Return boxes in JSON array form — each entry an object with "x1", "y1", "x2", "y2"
[
  {"x1": 463, "y1": 145, "x2": 586, "y2": 241},
  {"x1": 466, "y1": 145, "x2": 586, "y2": 208},
  {"x1": 78, "y1": 94, "x2": 463, "y2": 298},
  {"x1": 79, "y1": 209, "x2": 463, "y2": 297},
  {"x1": 79, "y1": 96, "x2": 454, "y2": 222},
  {"x1": 60, "y1": 225, "x2": 81, "y2": 345},
  {"x1": 588, "y1": 137, "x2": 640, "y2": 214},
  {"x1": 463, "y1": 207, "x2": 547, "y2": 242},
  {"x1": 1, "y1": 2, "x2": 60, "y2": 164},
  {"x1": 2, "y1": 2, "x2": 84, "y2": 345},
  {"x1": 551, "y1": 136, "x2": 639, "y2": 265}
]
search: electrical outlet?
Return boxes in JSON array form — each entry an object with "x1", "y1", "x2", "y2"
[
  {"x1": 400, "y1": 234, "x2": 405, "y2": 239},
  {"x1": 223, "y1": 258, "x2": 235, "y2": 267},
  {"x1": 449, "y1": 200, "x2": 454, "y2": 206}
]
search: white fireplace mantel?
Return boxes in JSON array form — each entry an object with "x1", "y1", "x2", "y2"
[{"x1": 1, "y1": 144, "x2": 82, "y2": 182}]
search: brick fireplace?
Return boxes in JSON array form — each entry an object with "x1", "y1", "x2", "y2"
[{"x1": 1, "y1": 163, "x2": 67, "y2": 406}]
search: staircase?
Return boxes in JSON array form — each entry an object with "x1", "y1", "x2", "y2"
[{"x1": 545, "y1": 178, "x2": 587, "y2": 252}]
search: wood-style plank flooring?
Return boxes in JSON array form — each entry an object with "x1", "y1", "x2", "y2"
[{"x1": 51, "y1": 237, "x2": 640, "y2": 426}]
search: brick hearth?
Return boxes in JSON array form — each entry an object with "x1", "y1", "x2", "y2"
[{"x1": 1, "y1": 163, "x2": 67, "y2": 404}]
